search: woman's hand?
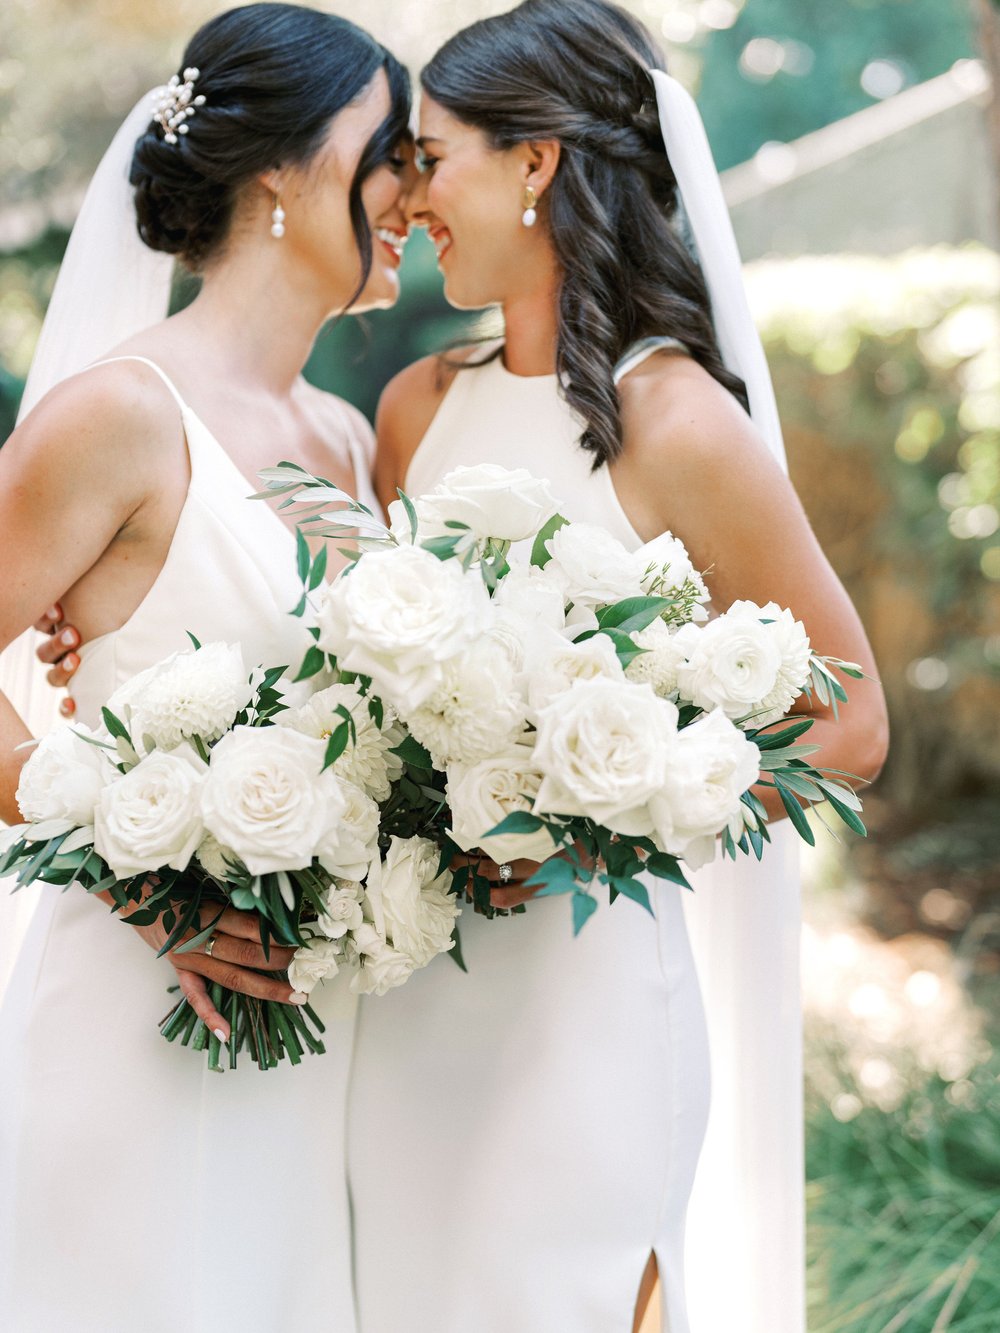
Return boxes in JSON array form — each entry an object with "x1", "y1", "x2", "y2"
[
  {"x1": 34, "y1": 602, "x2": 80, "y2": 717},
  {"x1": 456, "y1": 845, "x2": 598, "y2": 910},
  {"x1": 108, "y1": 890, "x2": 307, "y2": 1040}
]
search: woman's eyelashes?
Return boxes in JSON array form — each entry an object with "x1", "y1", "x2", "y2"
[{"x1": 416, "y1": 151, "x2": 439, "y2": 172}]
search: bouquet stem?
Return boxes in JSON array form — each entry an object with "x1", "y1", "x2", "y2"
[{"x1": 158, "y1": 985, "x2": 326, "y2": 1071}]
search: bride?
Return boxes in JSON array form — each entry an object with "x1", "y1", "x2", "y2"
[{"x1": 0, "y1": 5, "x2": 411, "y2": 1329}]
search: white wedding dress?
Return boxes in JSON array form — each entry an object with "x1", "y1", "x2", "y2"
[
  {"x1": 0, "y1": 357, "x2": 376, "y2": 1333},
  {"x1": 348, "y1": 339, "x2": 715, "y2": 1333}
]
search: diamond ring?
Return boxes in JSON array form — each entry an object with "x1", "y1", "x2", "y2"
[{"x1": 498, "y1": 862, "x2": 514, "y2": 884}]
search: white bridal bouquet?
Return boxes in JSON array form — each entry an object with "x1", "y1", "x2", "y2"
[
  {"x1": 0, "y1": 636, "x2": 460, "y2": 1071},
  {"x1": 253, "y1": 460, "x2": 867, "y2": 935}
]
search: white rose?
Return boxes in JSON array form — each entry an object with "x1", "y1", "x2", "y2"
[
  {"x1": 315, "y1": 545, "x2": 491, "y2": 713},
  {"x1": 625, "y1": 618, "x2": 687, "y2": 698},
  {"x1": 390, "y1": 464, "x2": 559, "y2": 544},
  {"x1": 378, "y1": 836, "x2": 461, "y2": 967},
  {"x1": 317, "y1": 879, "x2": 365, "y2": 940},
  {"x1": 405, "y1": 641, "x2": 524, "y2": 768},
  {"x1": 93, "y1": 745, "x2": 206, "y2": 879},
  {"x1": 674, "y1": 611, "x2": 783, "y2": 720},
  {"x1": 201, "y1": 726, "x2": 345, "y2": 875},
  {"x1": 726, "y1": 600, "x2": 812, "y2": 725},
  {"x1": 288, "y1": 937, "x2": 343, "y2": 994},
  {"x1": 493, "y1": 564, "x2": 567, "y2": 631},
  {"x1": 106, "y1": 642, "x2": 252, "y2": 751},
  {"x1": 524, "y1": 630, "x2": 624, "y2": 717},
  {"x1": 317, "y1": 778, "x2": 380, "y2": 881},
  {"x1": 349, "y1": 921, "x2": 417, "y2": 996},
  {"x1": 447, "y1": 741, "x2": 556, "y2": 863},
  {"x1": 279, "y1": 681, "x2": 406, "y2": 801},
  {"x1": 637, "y1": 531, "x2": 710, "y2": 622},
  {"x1": 16, "y1": 723, "x2": 114, "y2": 826},
  {"x1": 533, "y1": 677, "x2": 679, "y2": 835},
  {"x1": 195, "y1": 831, "x2": 241, "y2": 881},
  {"x1": 543, "y1": 523, "x2": 643, "y2": 608},
  {"x1": 649, "y1": 708, "x2": 761, "y2": 868}
]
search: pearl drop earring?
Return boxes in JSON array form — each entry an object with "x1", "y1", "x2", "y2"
[
  {"x1": 521, "y1": 185, "x2": 537, "y2": 228},
  {"x1": 271, "y1": 192, "x2": 286, "y2": 239}
]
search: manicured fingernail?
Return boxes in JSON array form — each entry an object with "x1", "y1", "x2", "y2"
[
  {"x1": 213, "y1": 1027, "x2": 228, "y2": 1042},
  {"x1": 64, "y1": 653, "x2": 79, "y2": 670},
  {"x1": 289, "y1": 991, "x2": 308, "y2": 1005},
  {"x1": 59, "y1": 700, "x2": 74, "y2": 717},
  {"x1": 46, "y1": 606, "x2": 59, "y2": 620},
  {"x1": 60, "y1": 629, "x2": 76, "y2": 646}
]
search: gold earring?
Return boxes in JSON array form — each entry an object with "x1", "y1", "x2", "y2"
[{"x1": 521, "y1": 185, "x2": 537, "y2": 228}]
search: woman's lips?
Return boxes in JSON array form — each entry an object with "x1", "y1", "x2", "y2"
[{"x1": 375, "y1": 227, "x2": 407, "y2": 267}]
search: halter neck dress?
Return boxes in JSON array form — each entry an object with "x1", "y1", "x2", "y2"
[
  {"x1": 0, "y1": 357, "x2": 376, "y2": 1333},
  {"x1": 347, "y1": 337, "x2": 712, "y2": 1333}
]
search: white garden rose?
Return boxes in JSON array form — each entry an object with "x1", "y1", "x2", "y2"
[
  {"x1": 389, "y1": 464, "x2": 558, "y2": 544},
  {"x1": 106, "y1": 642, "x2": 252, "y2": 752},
  {"x1": 317, "y1": 879, "x2": 365, "y2": 941},
  {"x1": 378, "y1": 836, "x2": 461, "y2": 967},
  {"x1": 637, "y1": 531, "x2": 710, "y2": 622},
  {"x1": 493, "y1": 564, "x2": 567, "y2": 631},
  {"x1": 405, "y1": 641, "x2": 524, "y2": 768},
  {"x1": 625, "y1": 618, "x2": 687, "y2": 698},
  {"x1": 315, "y1": 545, "x2": 491, "y2": 713},
  {"x1": 533, "y1": 677, "x2": 679, "y2": 835},
  {"x1": 674, "y1": 610, "x2": 783, "y2": 720},
  {"x1": 349, "y1": 921, "x2": 417, "y2": 996},
  {"x1": 649, "y1": 708, "x2": 761, "y2": 869},
  {"x1": 447, "y1": 740, "x2": 556, "y2": 863},
  {"x1": 288, "y1": 937, "x2": 343, "y2": 994},
  {"x1": 280, "y1": 681, "x2": 406, "y2": 801},
  {"x1": 317, "y1": 777, "x2": 380, "y2": 881},
  {"x1": 726, "y1": 600, "x2": 812, "y2": 725},
  {"x1": 523, "y1": 629, "x2": 625, "y2": 717},
  {"x1": 93, "y1": 745, "x2": 206, "y2": 879},
  {"x1": 543, "y1": 523, "x2": 643, "y2": 608},
  {"x1": 16, "y1": 723, "x2": 114, "y2": 825},
  {"x1": 201, "y1": 726, "x2": 345, "y2": 875}
]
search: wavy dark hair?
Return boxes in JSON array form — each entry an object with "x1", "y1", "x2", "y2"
[
  {"x1": 130, "y1": 1, "x2": 410, "y2": 300},
  {"x1": 422, "y1": 0, "x2": 748, "y2": 468}
]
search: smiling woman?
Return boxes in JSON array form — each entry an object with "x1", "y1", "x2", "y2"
[{"x1": 0, "y1": 6, "x2": 413, "y2": 1330}]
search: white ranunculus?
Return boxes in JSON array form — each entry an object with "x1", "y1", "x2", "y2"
[
  {"x1": 106, "y1": 642, "x2": 252, "y2": 752},
  {"x1": 649, "y1": 708, "x2": 761, "y2": 868},
  {"x1": 543, "y1": 522, "x2": 644, "y2": 609},
  {"x1": 493, "y1": 564, "x2": 567, "y2": 631},
  {"x1": 93, "y1": 745, "x2": 206, "y2": 879},
  {"x1": 317, "y1": 879, "x2": 365, "y2": 941},
  {"x1": 524, "y1": 630, "x2": 625, "y2": 717},
  {"x1": 201, "y1": 726, "x2": 344, "y2": 876},
  {"x1": 625, "y1": 618, "x2": 687, "y2": 698},
  {"x1": 533, "y1": 677, "x2": 679, "y2": 835},
  {"x1": 279, "y1": 681, "x2": 406, "y2": 801},
  {"x1": 349, "y1": 921, "x2": 417, "y2": 996},
  {"x1": 378, "y1": 835, "x2": 461, "y2": 968},
  {"x1": 390, "y1": 464, "x2": 559, "y2": 544},
  {"x1": 315, "y1": 545, "x2": 491, "y2": 713},
  {"x1": 405, "y1": 641, "x2": 524, "y2": 768},
  {"x1": 726, "y1": 600, "x2": 812, "y2": 725},
  {"x1": 16, "y1": 723, "x2": 114, "y2": 825},
  {"x1": 447, "y1": 741, "x2": 556, "y2": 863},
  {"x1": 674, "y1": 611, "x2": 783, "y2": 720},
  {"x1": 317, "y1": 778, "x2": 380, "y2": 881},
  {"x1": 288, "y1": 936, "x2": 343, "y2": 994}
]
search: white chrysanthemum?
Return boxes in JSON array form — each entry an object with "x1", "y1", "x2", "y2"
[
  {"x1": 93, "y1": 745, "x2": 207, "y2": 879},
  {"x1": 728, "y1": 600, "x2": 812, "y2": 725},
  {"x1": 447, "y1": 741, "x2": 555, "y2": 863},
  {"x1": 106, "y1": 642, "x2": 253, "y2": 752},
  {"x1": 16, "y1": 723, "x2": 114, "y2": 825},
  {"x1": 625, "y1": 618, "x2": 687, "y2": 698},
  {"x1": 279, "y1": 681, "x2": 405, "y2": 801},
  {"x1": 288, "y1": 936, "x2": 343, "y2": 994},
  {"x1": 405, "y1": 642, "x2": 524, "y2": 768},
  {"x1": 543, "y1": 522, "x2": 644, "y2": 608},
  {"x1": 316, "y1": 879, "x2": 365, "y2": 941},
  {"x1": 524, "y1": 630, "x2": 625, "y2": 717}
]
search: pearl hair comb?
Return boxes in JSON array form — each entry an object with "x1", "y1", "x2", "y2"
[{"x1": 151, "y1": 67, "x2": 206, "y2": 145}]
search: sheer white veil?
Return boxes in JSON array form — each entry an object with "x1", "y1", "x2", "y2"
[
  {"x1": 0, "y1": 92, "x2": 174, "y2": 993},
  {"x1": 648, "y1": 71, "x2": 805, "y2": 1333}
]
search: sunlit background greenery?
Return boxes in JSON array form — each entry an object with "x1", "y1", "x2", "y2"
[{"x1": 2, "y1": 2, "x2": 998, "y2": 1327}]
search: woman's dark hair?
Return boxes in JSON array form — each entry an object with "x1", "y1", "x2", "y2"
[
  {"x1": 131, "y1": 2, "x2": 410, "y2": 293},
  {"x1": 422, "y1": 0, "x2": 749, "y2": 468}
]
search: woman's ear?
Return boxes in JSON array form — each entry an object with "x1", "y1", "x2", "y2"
[
  {"x1": 521, "y1": 139, "x2": 561, "y2": 199},
  {"x1": 257, "y1": 168, "x2": 283, "y2": 197}
]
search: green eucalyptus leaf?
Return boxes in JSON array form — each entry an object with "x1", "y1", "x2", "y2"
[{"x1": 530, "y1": 513, "x2": 569, "y2": 568}]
